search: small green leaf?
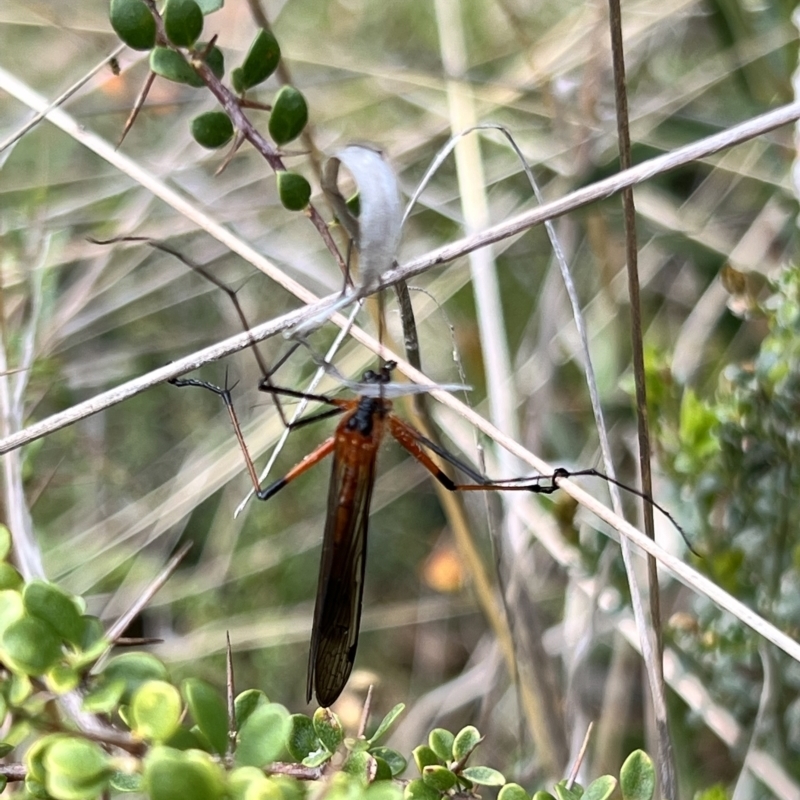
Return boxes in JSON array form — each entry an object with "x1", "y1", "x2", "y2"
[
  {"x1": 24, "y1": 580, "x2": 84, "y2": 645},
  {"x1": 369, "y1": 746, "x2": 406, "y2": 777},
  {"x1": 144, "y1": 746, "x2": 225, "y2": 800},
  {"x1": 102, "y1": 652, "x2": 169, "y2": 702},
  {"x1": 342, "y1": 750, "x2": 378, "y2": 784},
  {"x1": 0, "y1": 590, "x2": 24, "y2": 637},
  {"x1": 422, "y1": 766, "x2": 458, "y2": 791},
  {"x1": 151, "y1": 47, "x2": 204, "y2": 87},
  {"x1": 277, "y1": 171, "x2": 311, "y2": 211},
  {"x1": 313, "y1": 707, "x2": 344, "y2": 754},
  {"x1": 2, "y1": 616, "x2": 62, "y2": 675},
  {"x1": 195, "y1": 0, "x2": 223, "y2": 11},
  {"x1": 404, "y1": 779, "x2": 440, "y2": 800},
  {"x1": 452, "y1": 726, "x2": 481, "y2": 762},
  {"x1": 191, "y1": 111, "x2": 234, "y2": 149},
  {"x1": 0, "y1": 524, "x2": 11, "y2": 561},
  {"x1": 268, "y1": 86, "x2": 308, "y2": 145},
  {"x1": 427, "y1": 729, "x2": 453, "y2": 762},
  {"x1": 373, "y1": 756, "x2": 393, "y2": 781},
  {"x1": 164, "y1": 0, "x2": 203, "y2": 46},
  {"x1": 235, "y1": 689, "x2": 268, "y2": 728},
  {"x1": 370, "y1": 703, "x2": 405, "y2": 745},
  {"x1": 0, "y1": 742, "x2": 12, "y2": 758},
  {"x1": 44, "y1": 738, "x2": 111, "y2": 800},
  {"x1": 500, "y1": 783, "x2": 531, "y2": 800},
  {"x1": 584, "y1": 776, "x2": 617, "y2": 800},
  {"x1": 46, "y1": 663, "x2": 80, "y2": 694},
  {"x1": 203, "y1": 44, "x2": 225, "y2": 79},
  {"x1": 109, "y1": 0, "x2": 156, "y2": 51},
  {"x1": 554, "y1": 783, "x2": 582, "y2": 800},
  {"x1": 0, "y1": 775, "x2": 6, "y2": 794},
  {"x1": 82, "y1": 678, "x2": 125, "y2": 714},
  {"x1": 9, "y1": 672, "x2": 32, "y2": 705},
  {"x1": 0, "y1": 563, "x2": 23, "y2": 591},
  {"x1": 233, "y1": 28, "x2": 281, "y2": 92},
  {"x1": 412, "y1": 745, "x2": 441, "y2": 773},
  {"x1": 532, "y1": 792, "x2": 556, "y2": 800},
  {"x1": 287, "y1": 714, "x2": 318, "y2": 761},
  {"x1": 462, "y1": 766, "x2": 505, "y2": 787},
  {"x1": 235, "y1": 702, "x2": 290, "y2": 767},
  {"x1": 182, "y1": 678, "x2": 228, "y2": 756},
  {"x1": 130, "y1": 680, "x2": 182, "y2": 743},
  {"x1": 620, "y1": 750, "x2": 655, "y2": 800},
  {"x1": 26, "y1": 734, "x2": 68, "y2": 783}
]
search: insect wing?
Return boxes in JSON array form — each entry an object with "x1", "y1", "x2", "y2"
[{"x1": 307, "y1": 434, "x2": 378, "y2": 706}]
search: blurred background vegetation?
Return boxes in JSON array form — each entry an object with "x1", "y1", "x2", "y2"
[{"x1": 1, "y1": 0, "x2": 799, "y2": 795}]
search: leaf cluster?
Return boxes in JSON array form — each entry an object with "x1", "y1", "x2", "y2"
[{"x1": 109, "y1": 0, "x2": 311, "y2": 208}]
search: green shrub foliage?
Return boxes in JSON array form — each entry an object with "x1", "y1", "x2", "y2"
[{"x1": 0, "y1": 522, "x2": 654, "y2": 798}]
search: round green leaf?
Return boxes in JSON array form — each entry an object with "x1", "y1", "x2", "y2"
[
  {"x1": 0, "y1": 589, "x2": 24, "y2": 636},
  {"x1": 46, "y1": 663, "x2": 80, "y2": 694},
  {"x1": 277, "y1": 171, "x2": 311, "y2": 211},
  {"x1": 372, "y1": 756, "x2": 393, "y2": 782},
  {"x1": 499, "y1": 783, "x2": 531, "y2": 800},
  {"x1": 151, "y1": 47, "x2": 204, "y2": 87},
  {"x1": 412, "y1": 745, "x2": 440, "y2": 773},
  {"x1": 342, "y1": 750, "x2": 377, "y2": 784},
  {"x1": 82, "y1": 678, "x2": 126, "y2": 715},
  {"x1": 0, "y1": 563, "x2": 23, "y2": 591},
  {"x1": 109, "y1": 0, "x2": 156, "y2": 51},
  {"x1": 164, "y1": 0, "x2": 203, "y2": 47},
  {"x1": 44, "y1": 738, "x2": 111, "y2": 800},
  {"x1": 234, "y1": 28, "x2": 281, "y2": 92},
  {"x1": 102, "y1": 652, "x2": 169, "y2": 702},
  {"x1": 312, "y1": 707, "x2": 343, "y2": 754},
  {"x1": 0, "y1": 524, "x2": 11, "y2": 561},
  {"x1": 182, "y1": 678, "x2": 228, "y2": 756},
  {"x1": 427, "y1": 729, "x2": 454, "y2": 763},
  {"x1": 452, "y1": 725, "x2": 481, "y2": 761},
  {"x1": 131, "y1": 680, "x2": 182, "y2": 743},
  {"x1": 532, "y1": 792, "x2": 556, "y2": 800},
  {"x1": 191, "y1": 111, "x2": 234, "y2": 149},
  {"x1": 203, "y1": 44, "x2": 225, "y2": 79},
  {"x1": 404, "y1": 779, "x2": 440, "y2": 800},
  {"x1": 24, "y1": 580, "x2": 84, "y2": 644},
  {"x1": 268, "y1": 86, "x2": 308, "y2": 145},
  {"x1": 235, "y1": 702, "x2": 290, "y2": 767},
  {"x1": 26, "y1": 734, "x2": 68, "y2": 783},
  {"x1": 620, "y1": 750, "x2": 655, "y2": 800},
  {"x1": 144, "y1": 746, "x2": 224, "y2": 800},
  {"x1": 554, "y1": 783, "x2": 581, "y2": 800},
  {"x1": 286, "y1": 713, "x2": 318, "y2": 761},
  {"x1": 235, "y1": 689, "x2": 268, "y2": 728},
  {"x1": 462, "y1": 766, "x2": 505, "y2": 787},
  {"x1": 9, "y1": 672, "x2": 32, "y2": 705},
  {"x1": 0, "y1": 741, "x2": 10, "y2": 758},
  {"x1": 422, "y1": 766, "x2": 457, "y2": 791},
  {"x1": 2, "y1": 616, "x2": 62, "y2": 675},
  {"x1": 584, "y1": 776, "x2": 617, "y2": 800},
  {"x1": 369, "y1": 746, "x2": 406, "y2": 777}
]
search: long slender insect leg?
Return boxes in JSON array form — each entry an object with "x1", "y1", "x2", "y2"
[{"x1": 171, "y1": 376, "x2": 338, "y2": 500}]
